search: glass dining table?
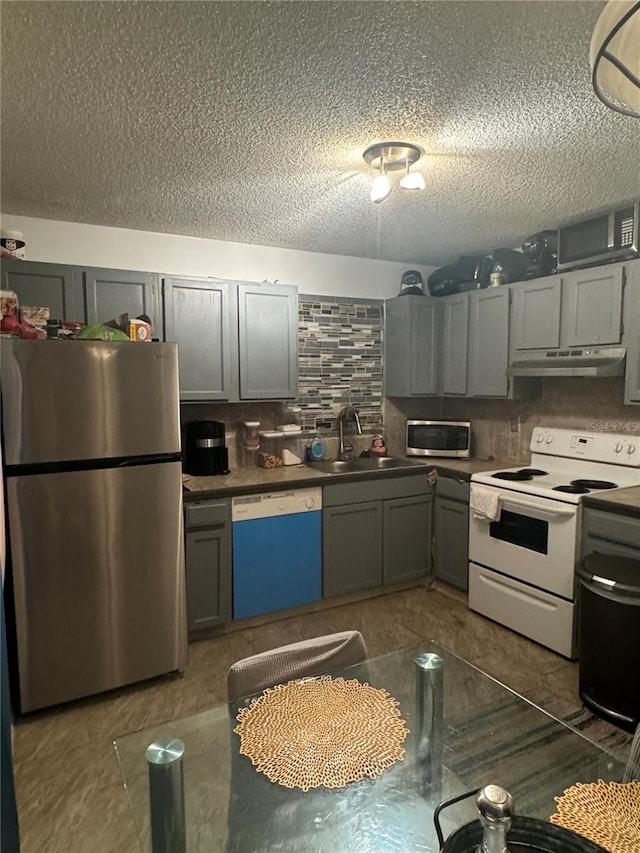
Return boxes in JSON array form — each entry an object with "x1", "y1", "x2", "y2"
[{"x1": 113, "y1": 642, "x2": 625, "y2": 852}]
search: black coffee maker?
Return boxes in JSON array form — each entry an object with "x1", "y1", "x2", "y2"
[{"x1": 183, "y1": 420, "x2": 229, "y2": 475}]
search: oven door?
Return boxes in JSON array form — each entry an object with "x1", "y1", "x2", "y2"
[{"x1": 468, "y1": 485, "x2": 578, "y2": 599}]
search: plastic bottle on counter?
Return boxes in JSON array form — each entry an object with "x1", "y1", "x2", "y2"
[{"x1": 309, "y1": 433, "x2": 326, "y2": 461}]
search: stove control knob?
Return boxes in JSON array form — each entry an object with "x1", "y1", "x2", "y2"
[
  {"x1": 614, "y1": 442, "x2": 623, "y2": 453},
  {"x1": 627, "y1": 444, "x2": 636, "y2": 455},
  {"x1": 305, "y1": 496, "x2": 316, "y2": 509},
  {"x1": 545, "y1": 434, "x2": 553, "y2": 444},
  {"x1": 535, "y1": 433, "x2": 544, "y2": 443}
]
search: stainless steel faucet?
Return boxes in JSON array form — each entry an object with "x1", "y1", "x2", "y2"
[{"x1": 337, "y1": 406, "x2": 362, "y2": 459}]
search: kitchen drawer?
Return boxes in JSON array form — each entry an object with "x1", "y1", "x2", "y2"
[
  {"x1": 582, "y1": 508, "x2": 640, "y2": 550},
  {"x1": 185, "y1": 499, "x2": 231, "y2": 530},
  {"x1": 323, "y1": 473, "x2": 432, "y2": 507},
  {"x1": 436, "y1": 476, "x2": 470, "y2": 503}
]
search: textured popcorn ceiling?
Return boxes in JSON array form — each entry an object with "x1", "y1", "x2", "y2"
[{"x1": 2, "y1": 1, "x2": 639, "y2": 266}]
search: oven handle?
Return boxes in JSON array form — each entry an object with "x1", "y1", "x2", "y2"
[{"x1": 497, "y1": 495, "x2": 575, "y2": 519}]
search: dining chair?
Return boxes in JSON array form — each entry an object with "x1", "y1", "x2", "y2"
[{"x1": 227, "y1": 629, "x2": 367, "y2": 703}]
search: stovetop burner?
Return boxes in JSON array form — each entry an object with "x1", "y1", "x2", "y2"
[
  {"x1": 492, "y1": 471, "x2": 532, "y2": 481},
  {"x1": 491, "y1": 468, "x2": 548, "y2": 481},
  {"x1": 570, "y1": 479, "x2": 618, "y2": 490},
  {"x1": 553, "y1": 484, "x2": 590, "y2": 494}
]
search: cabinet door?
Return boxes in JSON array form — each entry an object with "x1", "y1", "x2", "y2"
[
  {"x1": 323, "y1": 502, "x2": 382, "y2": 596},
  {"x1": 164, "y1": 277, "x2": 237, "y2": 402},
  {"x1": 434, "y1": 495, "x2": 470, "y2": 591},
  {"x1": 385, "y1": 296, "x2": 438, "y2": 397},
  {"x1": 441, "y1": 295, "x2": 469, "y2": 395},
  {"x1": 410, "y1": 299, "x2": 438, "y2": 395},
  {"x1": 84, "y1": 268, "x2": 161, "y2": 332},
  {"x1": 623, "y1": 262, "x2": 640, "y2": 404},
  {"x1": 382, "y1": 494, "x2": 432, "y2": 584},
  {"x1": 237, "y1": 283, "x2": 298, "y2": 399},
  {"x1": 185, "y1": 522, "x2": 232, "y2": 632},
  {"x1": 511, "y1": 276, "x2": 562, "y2": 350},
  {"x1": 563, "y1": 265, "x2": 624, "y2": 346},
  {"x1": 1, "y1": 260, "x2": 85, "y2": 322},
  {"x1": 468, "y1": 288, "x2": 510, "y2": 397}
]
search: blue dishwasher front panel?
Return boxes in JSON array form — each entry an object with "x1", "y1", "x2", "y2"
[{"x1": 232, "y1": 510, "x2": 321, "y2": 619}]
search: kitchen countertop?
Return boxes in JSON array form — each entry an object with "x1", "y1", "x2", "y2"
[
  {"x1": 182, "y1": 456, "x2": 521, "y2": 501},
  {"x1": 582, "y1": 486, "x2": 640, "y2": 519}
]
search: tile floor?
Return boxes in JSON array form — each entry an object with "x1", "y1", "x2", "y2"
[{"x1": 11, "y1": 582, "x2": 632, "y2": 853}]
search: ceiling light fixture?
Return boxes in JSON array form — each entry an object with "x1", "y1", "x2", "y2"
[
  {"x1": 590, "y1": 0, "x2": 640, "y2": 118},
  {"x1": 363, "y1": 142, "x2": 424, "y2": 203},
  {"x1": 399, "y1": 153, "x2": 426, "y2": 191}
]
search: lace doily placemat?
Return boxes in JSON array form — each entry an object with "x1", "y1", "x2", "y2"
[
  {"x1": 550, "y1": 779, "x2": 640, "y2": 853},
  {"x1": 234, "y1": 675, "x2": 409, "y2": 791}
]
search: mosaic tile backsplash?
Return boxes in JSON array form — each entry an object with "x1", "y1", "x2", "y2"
[{"x1": 296, "y1": 295, "x2": 383, "y2": 430}]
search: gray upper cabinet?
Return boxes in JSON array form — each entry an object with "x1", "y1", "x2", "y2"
[
  {"x1": 237, "y1": 282, "x2": 298, "y2": 400},
  {"x1": 1, "y1": 260, "x2": 85, "y2": 322},
  {"x1": 511, "y1": 276, "x2": 562, "y2": 351},
  {"x1": 623, "y1": 262, "x2": 640, "y2": 404},
  {"x1": 84, "y1": 268, "x2": 161, "y2": 331},
  {"x1": 468, "y1": 288, "x2": 510, "y2": 397},
  {"x1": 440, "y1": 294, "x2": 469, "y2": 395},
  {"x1": 562, "y1": 265, "x2": 624, "y2": 347},
  {"x1": 164, "y1": 277, "x2": 237, "y2": 402},
  {"x1": 385, "y1": 296, "x2": 438, "y2": 396}
]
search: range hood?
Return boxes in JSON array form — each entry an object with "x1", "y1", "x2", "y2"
[{"x1": 507, "y1": 347, "x2": 626, "y2": 378}]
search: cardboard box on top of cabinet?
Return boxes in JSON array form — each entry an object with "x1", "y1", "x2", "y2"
[{"x1": 128, "y1": 319, "x2": 152, "y2": 342}]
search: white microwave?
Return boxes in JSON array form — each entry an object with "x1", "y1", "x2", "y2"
[{"x1": 406, "y1": 420, "x2": 471, "y2": 458}]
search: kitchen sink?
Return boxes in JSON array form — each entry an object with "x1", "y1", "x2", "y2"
[
  {"x1": 307, "y1": 457, "x2": 420, "y2": 475},
  {"x1": 350, "y1": 456, "x2": 415, "y2": 470}
]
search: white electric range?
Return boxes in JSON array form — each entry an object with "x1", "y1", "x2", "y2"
[{"x1": 468, "y1": 427, "x2": 640, "y2": 658}]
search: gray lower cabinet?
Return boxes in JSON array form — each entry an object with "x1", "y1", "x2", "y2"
[
  {"x1": 237, "y1": 282, "x2": 298, "y2": 400},
  {"x1": 434, "y1": 477, "x2": 470, "y2": 591},
  {"x1": 1, "y1": 259, "x2": 85, "y2": 322},
  {"x1": 323, "y1": 475, "x2": 432, "y2": 597},
  {"x1": 468, "y1": 288, "x2": 510, "y2": 397},
  {"x1": 184, "y1": 499, "x2": 232, "y2": 632},
  {"x1": 164, "y1": 277, "x2": 237, "y2": 401},
  {"x1": 385, "y1": 296, "x2": 438, "y2": 396},
  {"x1": 323, "y1": 502, "x2": 383, "y2": 596},
  {"x1": 582, "y1": 506, "x2": 640, "y2": 561},
  {"x1": 84, "y1": 267, "x2": 161, "y2": 331},
  {"x1": 383, "y1": 494, "x2": 433, "y2": 584}
]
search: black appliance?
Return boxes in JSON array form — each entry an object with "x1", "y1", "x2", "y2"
[
  {"x1": 521, "y1": 230, "x2": 558, "y2": 278},
  {"x1": 427, "y1": 255, "x2": 491, "y2": 297},
  {"x1": 491, "y1": 248, "x2": 529, "y2": 284},
  {"x1": 557, "y1": 201, "x2": 639, "y2": 271},
  {"x1": 184, "y1": 420, "x2": 229, "y2": 475},
  {"x1": 577, "y1": 553, "x2": 640, "y2": 732}
]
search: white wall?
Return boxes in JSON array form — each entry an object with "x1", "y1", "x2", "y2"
[{"x1": 0, "y1": 214, "x2": 435, "y2": 299}]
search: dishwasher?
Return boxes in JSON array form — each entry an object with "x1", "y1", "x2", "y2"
[{"x1": 232, "y1": 487, "x2": 322, "y2": 619}]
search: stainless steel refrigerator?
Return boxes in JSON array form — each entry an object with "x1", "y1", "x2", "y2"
[{"x1": 1, "y1": 338, "x2": 187, "y2": 712}]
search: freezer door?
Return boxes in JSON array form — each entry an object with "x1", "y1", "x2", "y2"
[
  {"x1": 1, "y1": 339, "x2": 180, "y2": 465},
  {"x1": 6, "y1": 462, "x2": 187, "y2": 711}
]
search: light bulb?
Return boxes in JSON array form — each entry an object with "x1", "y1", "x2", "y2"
[
  {"x1": 400, "y1": 171, "x2": 425, "y2": 191},
  {"x1": 371, "y1": 174, "x2": 391, "y2": 203}
]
